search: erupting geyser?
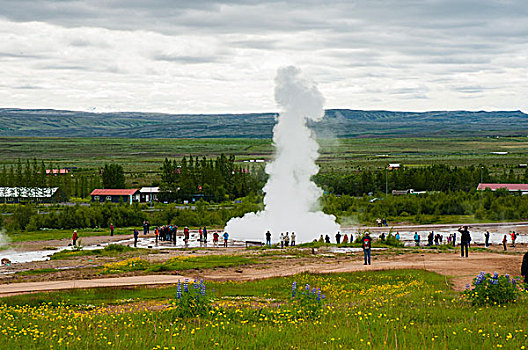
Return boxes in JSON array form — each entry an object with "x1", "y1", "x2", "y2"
[{"x1": 225, "y1": 66, "x2": 340, "y2": 242}]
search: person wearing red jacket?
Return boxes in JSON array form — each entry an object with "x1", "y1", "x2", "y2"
[{"x1": 72, "y1": 230, "x2": 78, "y2": 246}]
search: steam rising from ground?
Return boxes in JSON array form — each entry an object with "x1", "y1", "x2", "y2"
[
  {"x1": 225, "y1": 66, "x2": 340, "y2": 242},
  {"x1": 0, "y1": 229, "x2": 10, "y2": 249}
]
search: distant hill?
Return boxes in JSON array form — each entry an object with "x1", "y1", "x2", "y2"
[{"x1": 1, "y1": 108, "x2": 527, "y2": 138}]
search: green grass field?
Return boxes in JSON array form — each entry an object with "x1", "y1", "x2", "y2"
[
  {"x1": 1, "y1": 270, "x2": 526, "y2": 349},
  {"x1": 2, "y1": 136, "x2": 528, "y2": 172},
  {"x1": 4, "y1": 227, "x2": 133, "y2": 243}
]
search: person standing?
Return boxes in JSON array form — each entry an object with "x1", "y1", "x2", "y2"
[
  {"x1": 143, "y1": 221, "x2": 148, "y2": 235},
  {"x1": 521, "y1": 251, "x2": 528, "y2": 285},
  {"x1": 484, "y1": 231, "x2": 490, "y2": 247},
  {"x1": 110, "y1": 223, "x2": 114, "y2": 237},
  {"x1": 133, "y1": 228, "x2": 139, "y2": 248},
  {"x1": 199, "y1": 227, "x2": 203, "y2": 243},
  {"x1": 291, "y1": 232, "x2": 296, "y2": 246},
  {"x1": 146, "y1": 220, "x2": 150, "y2": 234},
  {"x1": 172, "y1": 225, "x2": 177, "y2": 246},
  {"x1": 459, "y1": 226, "x2": 471, "y2": 258},
  {"x1": 213, "y1": 231, "x2": 219, "y2": 247},
  {"x1": 335, "y1": 231, "x2": 342, "y2": 244},
  {"x1": 427, "y1": 231, "x2": 434, "y2": 246},
  {"x1": 280, "y1": 232, "x2": 285, "y2": 249},
  {"x1": 414, "y1": 232, "x2": 420, "y2": 247},
  {"x1": 511, "y1": 231, "x2": 517, "y2": 247},
  {"x1": 72, "y1": 230, "x2": 78, "y2": 246},
  {"x1": 203, "y1": 226, "x2": 208, "y2": 244},
  {"x1": 502, "y1": 235, "x2": 508, "y2": 251},
  {"x1": 223, "y1": 232, "x2": 229, "y2": 247},
  {"x1": 395, "y1": 232, "x2": 400, "y2": 241},
  {"x1": 452, "y1": 232, "x2": 456, "y2": 247},
  {"x1": 342, "y1": 234, "x2": 348, "y2": 244},
  {"x1": 184, "y1": 227, "x2": 190, "y2": 248},
  {"x1": 155, "y1": 226, "x2": 159, "y2": 245},
  {"x1": 265, "y1": 230, "x2": 272, "y2": 247},
  {"x1": 285, "y1": 232, "x2": 290, "y2": 247},
  {"x1": 361, "y1": 233, "x2": 372, "y2": 265},
  {"x1": 376, "y1": 218, "x2": 382, "y2": 227}
]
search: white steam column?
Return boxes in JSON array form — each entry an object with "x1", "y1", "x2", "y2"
[{"x1": 225, "y1": 66, "x2": 340, "y2": 242}]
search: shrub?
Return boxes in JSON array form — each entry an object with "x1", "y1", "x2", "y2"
[
  {"x1": 170, "y1": 278, "x2": 211, "y2": 318},
  {"x1": 384, "y1": 233, "x2": 404, "y2": 248},
  {"x1": 464, "y1": 271, "x2": 522, "y2": 306},
  {"x1": 103, "y1": 244, "x2": 134, "y2": 253}
]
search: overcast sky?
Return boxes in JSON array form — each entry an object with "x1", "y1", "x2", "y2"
[{"x1": 0, "y1": 0, "x2": 527, "y2": 113}]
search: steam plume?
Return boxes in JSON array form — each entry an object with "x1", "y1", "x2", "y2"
[{"x1": 225, "y1": 66, "x2": 340, "y2": 242}]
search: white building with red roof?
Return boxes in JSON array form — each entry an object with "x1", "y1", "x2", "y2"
[
  {"x1": 90, "y1": 189, "x2": 139, "y2": 204},
  {"x1": 477, "y1": 183, "x2": 528, "y2": 194}
]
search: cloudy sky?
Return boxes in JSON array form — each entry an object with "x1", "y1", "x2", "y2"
[{"x1": 0, "y1": 0, "x2": 527, "y2": 113}]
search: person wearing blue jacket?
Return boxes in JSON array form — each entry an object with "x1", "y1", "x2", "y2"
[{"x1": 223, "y1": 232, "x2": 229, "y2": 247}]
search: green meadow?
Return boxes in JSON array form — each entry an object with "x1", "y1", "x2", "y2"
[
  {"x1": 2, "y1": 136, "x2": 528, "y2": 172},
  {"x1": 1, "y1": 270, "x2": 527, "y2": 349}
]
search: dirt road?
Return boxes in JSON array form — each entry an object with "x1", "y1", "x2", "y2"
[{"x1": 0, "y1": 274, "x2": 189, "y2": 297}]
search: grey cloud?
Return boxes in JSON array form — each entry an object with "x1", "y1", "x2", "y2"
[
  {"x1": 230, "y1": 39, "x2": 279, "y2": 50},
  {"x1": 0, "y1": 52, "x2": 45, "y2": 59},
  {"x1": 452, "y1": 86, "x2": 484, "y2": 94},
  {"x1": 153, "y1": 52, "x2": 221, "y2": 64},
  {"x1": 0, "y1": 0, "x2": 526, "y2": 113}
]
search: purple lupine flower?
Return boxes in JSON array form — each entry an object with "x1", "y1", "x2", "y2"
[
  {"x1": 305, "y1": 284, "x2": 310, "y2": 291},
  {"x1": 292, "y1": 281, "x2": 297, "y2": 298},
  {"x1": 194, "y1": 277, "x2": 199, "y2": 289},
  {"x1": 317, "y1": 289, "x2": 322, "y2": 302},
  {"x1": 200, "y1": 282, "x2": 206, "y2": 296},
  {"x1": 177, "y1": 280, "x2": 182, "y2": 299},
  {"x1": 184, "y1": 278, "x2": 188, "y2": 292},
  {"x1": 493, "y1": 272, "x2": 499, "y2": 279},
  {"x1": 475, "y1": 272, "x2": 486, "y2": 285},
  {"x1": 312, "y1": 287, "x2": 317, "y2": 295}
]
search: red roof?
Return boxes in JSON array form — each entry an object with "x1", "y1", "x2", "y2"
[
  {"x1": 46, "y1": 169, "x2": 69, "y2": 174},
  {"x1": 477, "y1": 183, "x2": 528, "y2": 191},
  {"x1": 90, "y1": 189, "x2": 139, "y2": 196}
]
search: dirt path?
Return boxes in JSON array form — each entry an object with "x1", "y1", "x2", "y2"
[
  {"x1": 0, "y1": 274, "x2": 190, "y2": 297},
  {"x1": 0, "y1": 250, "x2": 523, "y2": 297}
]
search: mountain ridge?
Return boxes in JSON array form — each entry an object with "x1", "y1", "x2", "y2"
[{"x1": 1, "y1": 108, "x2": 527, "y2": 138}]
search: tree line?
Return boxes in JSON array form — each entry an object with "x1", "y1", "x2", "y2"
[
  {"x1": 314, "y1": 164, "x2": 528, "y2": 196},
  {"x1": 159, "y1": 154, "x2": 266, "y2": 202},
  {"x1": 323, "y1": 189, "x2": 528, "y2": 224},
  {"x1": 3, "y1": 196, "x2": 262, "y2": 232}
]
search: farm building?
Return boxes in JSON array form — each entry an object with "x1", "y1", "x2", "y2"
[
  {"x1": 90, "y1": 189, "x2": 139, "y2": 204},
  {"x1": 46, "y1": 168, "x2": 69, "y2": 175},
  {"x1": 139, "y1": 187, "x2": 159, "y2": 203},
  {"x1": 477, "y1": 183, "x2": 528, "y2": 195},
  {"x1": 0, "y1": 187, "x2": 64, "y2": 203}
]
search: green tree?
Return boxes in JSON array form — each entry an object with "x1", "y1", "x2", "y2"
[{"x1": 102, "y1": 163, "x2": 126, "y2": 189}]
